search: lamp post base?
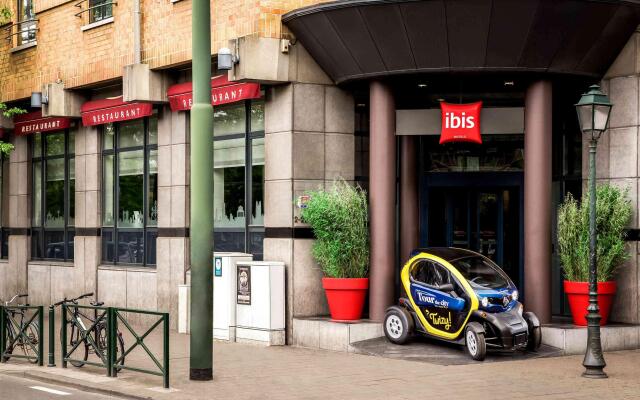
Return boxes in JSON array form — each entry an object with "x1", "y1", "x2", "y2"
[{"x1": 582, "y1": 368, "x2": 608, "y2": 379}]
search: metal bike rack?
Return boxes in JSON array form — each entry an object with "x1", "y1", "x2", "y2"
[
  {"x1": 111, "y1": 308, "x2": 170, "y2": 389},
  {"x1": 0, "y1": 305, "x2": 44, "y2": 366}
]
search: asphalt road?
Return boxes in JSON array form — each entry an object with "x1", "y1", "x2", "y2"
[{"x1": 0, "y1": 374, "x2": 124, "y2": 399}]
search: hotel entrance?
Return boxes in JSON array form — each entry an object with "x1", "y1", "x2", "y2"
[
  {"x1": 418, "y1": 133, "x2": 525, "y2": 293},
  {"x1": 422, "y1": 175, "x2": 523, "y2": 292}
]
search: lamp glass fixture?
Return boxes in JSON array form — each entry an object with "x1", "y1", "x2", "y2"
[
  {"x1": 575, "y1": 84, "x2": 612, "y2": 141},
  {"x1": 30, "y1": 91, "x2": 42, "y2": 108}
]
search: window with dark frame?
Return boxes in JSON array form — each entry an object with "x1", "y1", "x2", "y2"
[
  {"x1": 212, "y1": 99, "x2": 265, "y2": 260},
  {"x1": 101, "y1": 114, "x2": 158, "y2": 266},
  {"x1": 88, "y1": 0, "x2": 113, "y2": 23},
  {"x1": 31, "y1": 130, "x2": 75, "y2": 261},
  {"x1": 17, "y1": 0, "x2": 36, "y2": 45}
]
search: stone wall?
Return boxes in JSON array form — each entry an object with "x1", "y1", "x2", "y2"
[{"x1": 597, "y1": 26, "x2": 640, "y2": 324}]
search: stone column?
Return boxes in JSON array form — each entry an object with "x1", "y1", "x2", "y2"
[
  {"x1": 599, "y1": 30, "x2": 640, "y2": 323},
  {"x1": 156, "y1": 106, "x2": 190, "y2": 329},
  {"x1": 264, "y1": 80, "x2": 355, "y2": 341},
  {"x1": 400, "y1": 135, "x2": 419, "y2": 262},
  {"x1": 524, "y1": 80, "x2": 552, "y2": 324},
  {"x1": 369, "y1": 81, "x2": 396, "y2": 322},
  {"x1": 74, "y1": 124, "x2": 102, "y2": 297},
  {"x1": 4, "y1": 135, "x2": 30, "y2": 299}
]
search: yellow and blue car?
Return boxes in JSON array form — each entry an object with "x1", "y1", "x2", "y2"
[{"x1": 384, "y1": 247, "x2": 541, "y2": 360}]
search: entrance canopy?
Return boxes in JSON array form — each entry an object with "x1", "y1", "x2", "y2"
[{"x1": 283, "y1": 0, "x2": 640, "y2": 84}]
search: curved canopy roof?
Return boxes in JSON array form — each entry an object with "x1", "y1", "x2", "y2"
[{"x1": 283, "y1": 0, "x2": 640, "y2": 84}]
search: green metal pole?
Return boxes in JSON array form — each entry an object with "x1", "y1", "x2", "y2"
[
  {"x1": 38, "y1": 306, "x2": 44, "y2": 366},
  {"x1": 189, "y1": 0, "x2": 214, "y2": 381},
  {"x1": 0, "y1": 306, "x2": 5, "y2": 363},
  {"x1": 583, "y1": 138, "x2": 607, "y2": 378},
  {"x1": 163, "y1": 313, "x2": 170, "y2": 388},
  {"x1": 47, "y1": 305, "x2": 55, "y2": 367},
  {"x1": 61, "y1": 305, "x2": 67, "y2": 368}
]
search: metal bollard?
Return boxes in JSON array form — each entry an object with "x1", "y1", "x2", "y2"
[{"x1": 48, "y1": 305, "x2": 55, "y2": 367}]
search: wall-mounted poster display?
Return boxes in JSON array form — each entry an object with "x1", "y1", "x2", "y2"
[{"x1": 237, "y1": 265, "x2": 251, "y2": 305}]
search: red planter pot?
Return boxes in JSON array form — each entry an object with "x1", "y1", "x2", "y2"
[
  {"x1": 564, "y1": 281, "x2": 617, "y2": 326},
  {"x1": 322, "y1": 278, "x2": 369, "y2": 321}
]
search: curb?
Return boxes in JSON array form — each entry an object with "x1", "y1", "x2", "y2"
[{"x1": 2, "y1": 369, "x2": 154, "y2": 400}]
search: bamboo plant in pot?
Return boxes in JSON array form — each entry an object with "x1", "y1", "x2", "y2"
[
  {"x1": 301, "y1": 180, "x2": 369, "y2": 321},
  {"x1": 557, "y1": 184, "x2": 631, "y2": 326}
]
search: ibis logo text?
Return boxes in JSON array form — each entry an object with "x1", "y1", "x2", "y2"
[
  {"x1": 439, "y1": 101, "x2": 483, "y2": 144},
  {"x1": 444, "y1": 111, "x2": 476, "y2": 129}
]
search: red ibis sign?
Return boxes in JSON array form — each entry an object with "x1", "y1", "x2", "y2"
[{"x1": 439, "y1": 102, "x2": 482, "y2": 144}]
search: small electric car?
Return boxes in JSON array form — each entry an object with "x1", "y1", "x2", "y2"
[{"x1": 384, "y1": 247, "x2": 541, "y2": 361}]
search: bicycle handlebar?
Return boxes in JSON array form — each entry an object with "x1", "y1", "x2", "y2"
[
  {"x1": 52, "y1": 292, "x2": 95, "y2": 307},
  {"x1": 5, "y1": 293, "x2": 28, "y2": 305}
]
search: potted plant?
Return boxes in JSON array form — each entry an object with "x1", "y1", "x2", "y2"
[
  {"x1": 557, "y1": 184, "x2": 632, "y2": 326},
  {"x1": 301, "y1": 180, "x2": 369, "y2": 321}
]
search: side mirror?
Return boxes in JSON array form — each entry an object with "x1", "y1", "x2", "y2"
[{"x1": 438, "y1": 283, "x2": 454, "y2": 292}]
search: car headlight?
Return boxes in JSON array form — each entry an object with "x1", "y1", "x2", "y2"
[
  {"x1": 512, "y1": 290, "x2": 519, "y2": 302},
  {"x1": 480, "y1": 297, "x2": 489, "y2": 308}
]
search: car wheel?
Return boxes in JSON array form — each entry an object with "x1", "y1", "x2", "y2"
[
  {"x1": 383, "y1": 306, "x2": 412, "y2": 345},
  {"x1": 465, "y1": 322, "x2": 486, "y2": 361},
  {"x1": 524, "y1": 312, "x2": 542, "y2": 352}
]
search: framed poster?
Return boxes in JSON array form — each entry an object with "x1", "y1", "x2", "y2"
[{"x1": 237, "y1": 265, "x2": 251, "y2": 305}]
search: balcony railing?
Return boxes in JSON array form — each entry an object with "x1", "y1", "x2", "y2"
[
  {"x1": 75, "y1": 0, "x2": 116, "y2": 26},
  {"x1": 4, "y1": 19, "x2": 38, "y2": 48}
]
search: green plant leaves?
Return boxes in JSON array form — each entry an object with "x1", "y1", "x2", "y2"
[
  {"x1": 300, "y1": 179, "x2": 369, "y2": 278},
  {"x1": 557, "y1": 184, "x2": 632, "y2": 282}
]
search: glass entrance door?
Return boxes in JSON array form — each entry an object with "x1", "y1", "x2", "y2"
[{"x1": 424, "y1": 181, "x2": 522, "y2": 290}]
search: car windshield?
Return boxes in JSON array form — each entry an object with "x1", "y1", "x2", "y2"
[{"x1": 450, "y1": 256, "x2": 510, "y2": 290}]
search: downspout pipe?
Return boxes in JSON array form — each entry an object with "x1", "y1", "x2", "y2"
[{"x1": 134, "y1": 0, "x2": 141, "y2": 64}]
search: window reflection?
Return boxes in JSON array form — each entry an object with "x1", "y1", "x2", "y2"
[
  {"x1": 212, "y1": 100, "x2": 264, "y2": 257},
  {"x1": 102, "y1": 116, "x2": 158, "y2": 266},
  {"x1": 32, "y1": 130, "x2": 75, "y2": 261}
]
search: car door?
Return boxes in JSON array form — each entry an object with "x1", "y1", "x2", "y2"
[{"x1": 407, "y1": 258, "x2": 471, "y2": 337}]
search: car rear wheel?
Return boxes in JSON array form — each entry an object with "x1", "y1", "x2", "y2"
[
  {"x1": 465, "y1": 322, "x2": 486, "y2": 361},
  {"x1": 383, "y1": 307, "x2": 412, "y2": 345}
]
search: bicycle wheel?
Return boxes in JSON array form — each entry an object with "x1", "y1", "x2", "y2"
[
  {"x1": 20, "y1": 321, "x2": 40, "y2": 364},
  {"x1": 96, "y1": 325, "x2": 126, "y2": 365},
  {"x1": 61, "y1": 323, "x2": 88, "y2": 367}
]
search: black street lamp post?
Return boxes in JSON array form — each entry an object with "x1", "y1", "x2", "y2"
[{"x1": 575, "y1": 84, "x2": 613, "y2": 379}]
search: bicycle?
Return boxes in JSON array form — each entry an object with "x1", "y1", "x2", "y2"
[
  {"x1": 56, "y1": 293, "x2": 125, "y2": 368},
  {"x1": 2, "y1": 294, "x2": 39, "y2": 364}
]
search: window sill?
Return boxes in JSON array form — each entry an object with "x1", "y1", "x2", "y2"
[
  {"x1": 98, "y1": 264, "x2": 156, "y2": 272},
  {"x1": 10, "y1": 41, "x2": 37, "y2": 53},
  {"x1": 81, "y1": 17, "x2": 114, "y2": 32},
  {"x1": 28, "y1": 260, "x2": 75, "y2": 268}
]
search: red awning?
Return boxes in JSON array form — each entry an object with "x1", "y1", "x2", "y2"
[
  {"x1": 167, "y1": 75, "x2": 261, "y2": 112},
  {"x1": 81, "y1": 96, "x2": 153, "y2": 126},
  {"x1": 14, "y1": 111, "x2": 72, "y2": 136}
]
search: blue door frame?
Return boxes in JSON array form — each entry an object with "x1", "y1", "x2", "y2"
[{"x1": 419, "y1": 172, "x2": 525, "y2": 294}]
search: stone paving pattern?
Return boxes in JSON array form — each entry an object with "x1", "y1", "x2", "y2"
[{"x1": 0, "y1": 323, "x2": 639, "y2": 400}]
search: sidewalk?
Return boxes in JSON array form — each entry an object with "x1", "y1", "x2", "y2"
[{"x1": 1, "y1": 320, "x2": 640, "y2": 400}]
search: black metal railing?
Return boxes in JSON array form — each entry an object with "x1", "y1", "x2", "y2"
[
  {"x1": 3, "y1": 19, "x2": 38, "y2": 46},
  {"x1": 74, "y1": 0, "x2": 116, "y2": 24},
  {"x1": 0, "y1": 305, "x2": 44, "y2": 365}
]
